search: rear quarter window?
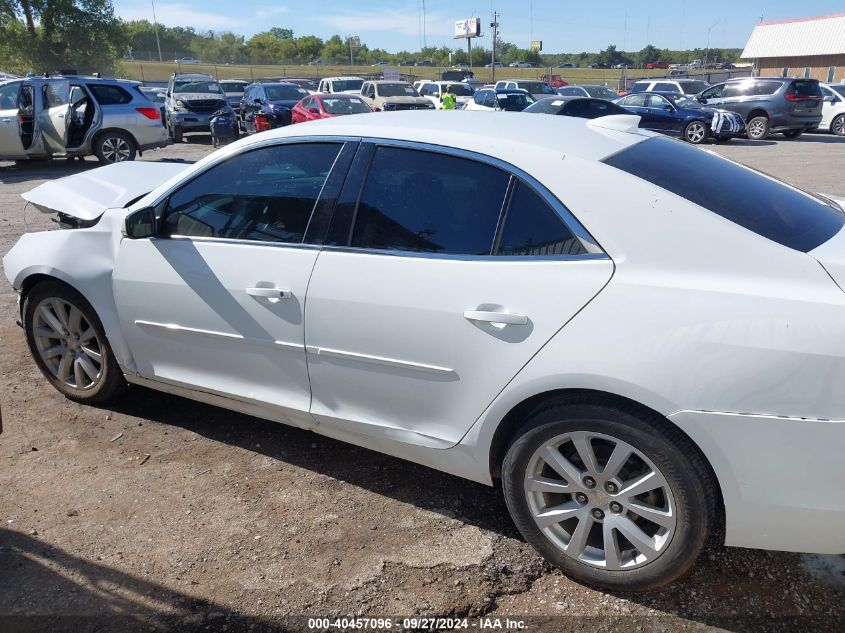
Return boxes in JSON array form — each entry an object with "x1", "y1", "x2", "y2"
[
  {"x1": 788, "y1": 80, "x2": 823, "y2": 97},
  {"x1": 88, "y1": 84, "x2": 133, "y2": 105},
  {"x1": 603, "y1": 137, "x2": 844, "y2": 252}
]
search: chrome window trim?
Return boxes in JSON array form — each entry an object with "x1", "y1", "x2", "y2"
[
  {"x1": 352, "y1": 136, "x2": 607, "y2": 257},
  {"x1": 320, "y1": 245, "x2": 609, "y2": 262},
  {"x1": 156, "y1": 235, "x2": 323, "y2": 250}
]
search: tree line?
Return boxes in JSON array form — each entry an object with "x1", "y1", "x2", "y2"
[{"x1": 0, "y1": 1, "x2": 742, "y2": 74}]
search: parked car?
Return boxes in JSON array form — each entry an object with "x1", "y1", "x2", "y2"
[
  {"x1": 696, "y1": 77, "x2": 824, "y2": 140},
  {"x1": 524, "y1": 97, "x2": 631, "y2": 119},
  {"x1": 291, "y1": 93, "x2": 372, "y2": 123},
  {"x1": 819, "y1": 83, "x2": 845, "y2": 135},
  {"x1": 611, "y1": 63, "x2": 632, "y2": 70},
  {"x1": 494, "y1": 80, "x2": 557, "y2": 100},
  {"x1": 7, "y1": 112, "x2": 845, "y2": 593},
  {"x1": 416, "y1": 60, "x2": 434, "y2": 67},
  {"x1": 165, "y1": 72, "x2": 226, "y2": 143},
  {"x1": 400, "y1": 60, "x2": 416, "y2": 66},
  {"x1": 454, "y1": 63, "x2": 470, "y2": 69},
  {"x1": 510, "y1": 61, "x2": 533, "y2": 68},
  {"x1": 414, "y1": 81, "x2": 475, "y2": 109},
  {"x1": 828, "y1": 84, "x2": 845, "y2": 98},
  {"x1": 239, "y1": 81, "x2": 309, "y2": 134},
  {"x1": 441, "y1": 69, "x2": 476, "y2": 82},
  {"x1": 371, "y1": 61, "x2": 389, "y2": 67},
  {"x1": 278, "y1": 78, "x2": 319, "y2": 94},
  {"x1": 485, "y1": 61, "x2": 504, "y2": 68},
  {"x1": 464, "y1": 89, "x2": 536, "y2": 112},
  {"x1": 359, "y1": 81, "x2": 434, "y2": 111},
  {"x1": 615, "y1": 92, "x2": 745, "y2": 143},
  {"x1": 0, "y1": 75, "x2": 167, "y2": 163},
  {"x1": 139, "y1": 86, "x2": 167, "y2": 123},
  {"x1": 316, "y1": 77, "x2": 365, "y2": 95},
  {"x1": 627, "y1": 78, "x2": 711, "y2": 96},
  {"x1": 219, "y1": 79, "x2": 248, "y2": 112},
  {"x1": 588, "y1": 62, "x2": 609, "y2": 69},
  {"x1": 307, "y1": 60, "x2": 325, "y2": 66},
  {"x1": 174, "y1": 57, "x2": 201, "y2": 65},
  {"x1": 668, "y1": 70, "x2": 689, "y2": 77},
  {"x1": 646, "y1": 61, "x2": 669, "y2": 69},
  {"x1": 555, "y1": 85, "x2": 620, "y2": 102},
  {"x1": 558, "y1": 62, "x2": 576, "y2": 68}
]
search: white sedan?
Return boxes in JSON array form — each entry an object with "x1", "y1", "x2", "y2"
[
  {"x1": 4, "y1": 112, "x2": 845, "y2": 592},
  {"x1": 820, "y1": 83, "x2": 845, "y2": 135}
]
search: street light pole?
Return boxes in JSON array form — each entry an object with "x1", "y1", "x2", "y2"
[
  {"x1": 150, "y1": 0, "x2": 163, "y2": 62},
  {"x1": 490, "y1": 11, "x2": 499, "y2": 83},
  {"x1": 704, "y1": 19, "x2": 721, "y2": 68}
]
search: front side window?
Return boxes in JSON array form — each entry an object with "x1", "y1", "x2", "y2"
[
  {"x1": 700, "y1": 84, "x2": 725, "y2": 99},
  {"x1": 646, "y1": 94, "x2": 671, "y2": 109},
  {"x1": 604, "y1": 136, "x2": 844, "y2": 252},
  {"x1": 163, "y1": 143, "x2": 342, "y2": 243},
  {"x1": 497, "y1": 182, "x2": 584, "y2": 256},
  {"x1": 351, "y1": 146, "x2": 510, "y2": 255},
  {"x1": 621, "y1": 93, "x2": 647, "y2": 107}
]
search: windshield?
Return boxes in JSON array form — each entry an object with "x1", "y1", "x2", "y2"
[
  {"x1": 604, "y1": 136, "x2": 844, "y2": 252},
  {"x1": 518, "y1": 82, "x2": 553, "y2": 94},
  {"x1": 265, "y1": 85, "x2": 308, "y2": 101},
  {"x1": 584, "y1": 85, "x2": 619, "y2": 99},
  {"x1": 445, "y1": 83, "x2": 473, "y2": 96},
  {"x1": 831, "y1": 85, "x2": 845, "y2": 98},
  {"x1": 680, "y1": 80, "x2": 709, "y2": 95},
  {"x1": 219, "y1": 82, "x2": 246, "y2": 93},
  {"x1": 378, "y1": 83, "x2": 418, "y2": 97},
  {"x1": 333, "y1": 79, "x2": 364, "y2": 92},
  {"x1": 322, "y1": 96, "x2": 371, "y2": 114},
  {"x1": 287, "y1": 79, "x2": 318, "y2": 91},
  {"x1": 497, "y1": 92, "x2": 536, "y2": 111},
  {"x1": 174, "y1": 81, "x2": 222, "y2": 94}
]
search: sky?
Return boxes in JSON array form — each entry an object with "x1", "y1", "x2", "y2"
[{"x1": 112, "y1": 1, "x2": 845, "y2": 53}]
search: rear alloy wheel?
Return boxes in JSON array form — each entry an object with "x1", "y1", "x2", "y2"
[
  {"x1": 782, "y1": 129, "x2": 803, "y2": 139},
  {"x1": 94, "y1": 131, "x2": 136, "y2": 164},
  {"x1": 683, "y1": 121, "x2": 708, "y2": 144},
  {"x1": 502, "y1": 402, "x2": 713, "y2": 592},
  {"x1": 23, "y1": 281, "x2": 126, "y2": 403},
  {"x1": 746, "y1": 115, "x2": 770, "y2": 140},
  {"x1": 831, "y1": 114, "x2": 844, "y2": 136}
]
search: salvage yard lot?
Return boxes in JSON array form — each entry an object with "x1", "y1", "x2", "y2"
[{"x1": 1, "y1": 133, "x2": 844, "y2": 632}]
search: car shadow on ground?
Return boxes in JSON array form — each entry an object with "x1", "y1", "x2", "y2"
[
  {"x1": 98, "y1": 387, "x2": 844, "y2": 633},
  {"x1": 0, "y1": 529, "x2": 283, "y2": 632},
  {"x1": 0, "y1": 158, "x2": 97, "y2": 185}
]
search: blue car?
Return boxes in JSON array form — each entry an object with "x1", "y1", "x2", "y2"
[
  {"x1": 239, "y1": 82, "x2": 310, "y2": 135},
  {"x1": 615, "y1": 91, "x2": 745, "y2": 144}
]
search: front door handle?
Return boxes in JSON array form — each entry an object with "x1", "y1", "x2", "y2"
[
  {"x1": 246, "y1": 286, "x2": 291, "y2": 300},
  {"x1": 463, "y1": 310, "x2": 528, "y2": 326}
]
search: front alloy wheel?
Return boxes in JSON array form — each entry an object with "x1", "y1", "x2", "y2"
[
  {"x1": 683, "y1": 121, "x2": 707, "y2": 144},
  {"x1": 502, "y1": 401, "x2": 714, "y2": 592},
  {"x1": 831, "y1": 114, "x2": 845, "y2": 136}
]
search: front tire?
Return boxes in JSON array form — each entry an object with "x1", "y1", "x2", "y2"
[
  {"x1": 830, "y1": 114, "x2": 844, "y2": 136},
  {"x1": 23, "y1": 281, "x2": 127, "y2": 403},
  {"x1": 746, "y1": 115, "x2": 770, "y2": 140},
  {"x1": 501, "y1": 401, "x2": 714, "y2": 592},
  {"x1": 94, "y1": 131, "x2": 136, "y2": 164},
  {"x1": 683, "y1": 121, "x2": 708, "y2": 144}
]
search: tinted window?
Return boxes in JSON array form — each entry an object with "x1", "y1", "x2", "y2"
[
  {"x1": 88, "y1": 84, "x2": 133, "y2": 105},
  {"x1": 603, "y1": 137, "x2": 844, "y2": 252},
  {"x1": 497, "y1": 92, "x2": 535, "y2": 111},
  {"x1": 377, "y1": 83, "x2": 417, "y2": 97},
  {"x1": 220, "y1": 82, "x2": 246, "y2": 93},
  {"x1": 332, "y1": 79, "x2": 364, "y2": 92},
  {"x1": 0, "y1": 82, "x2": 19, "y2": 109},
  {"x1": 629, "y1": 82, "x2": 650, "y2": 93},
  {"x1": 174, "y1": 81, "x2": 222, "y2": 94},
  {"x1": 497, "y1": 182, "x2": 584, "y2": 256},
  {"x1": 264, "y1": 84, "x2": 307, "y2": 101},
  {"x1": 164, "y1": 143, "x2": 342, "y2": 243},
  {"x1": 831, "y1": 85, "x2": 845, "y2": 98},
  {"x1": 700, "y1": 84, "x2": 724, "y2": 99},
  {"x1": 679, "y1": 81, "x2": 709, "y2": 95},
  {"x1": 523, "y1": 99, "x2": 563, "y2": 114},
  {"x1": 351, "y1": 147, "x2": 509, "y2": 255},
  {"x1": 621, "y1": 94, "x2": 647, "y2": 107},
  {"x1": 754, "y1": 81, "x2": 782, "y2": 95},
  {"x1": 787, "y1": 80, "x2": 822, "y2": 97},
  {"x1": 518, "y1": 82, "x2": 549, "y2": 94},
  {"x1": 653, "y1": 82, "x2": 678, "y2": 92},
  {"x1": 563, "y1": 99, "x2": 628, "y2": 119},
  {"x1": 447, "y1": 83, "x2": 473, "y2": 96},
  {"x1": 583, "y1": 86, "x2": 619, "y2": 99},
  {"x1": 559, "y1": 87, "x2": 584, "y2": 96}
]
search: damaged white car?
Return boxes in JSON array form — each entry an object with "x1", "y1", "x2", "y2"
[{"x1": 4, "y1": 112, "x2": 845, "y2": 591}]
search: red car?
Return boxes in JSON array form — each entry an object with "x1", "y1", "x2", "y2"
[
  {"x1": 291, "y1": 93, "x2": 373, "y2": 123},
  {"x1": 646, "y1": 61, "x2": 670, "y2": 70}
]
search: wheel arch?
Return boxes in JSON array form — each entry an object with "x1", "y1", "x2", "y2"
[
  {"x1": 745, "y1": 108, "x2": 770, "y2": 122},
  {"x1": 486, "y1": 387, "x2": 725, "y2": 539}
]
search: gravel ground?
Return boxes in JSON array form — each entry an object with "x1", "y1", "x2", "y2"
[{"x1": 1, "y1": 131, "x2": 844, "y2": 633}]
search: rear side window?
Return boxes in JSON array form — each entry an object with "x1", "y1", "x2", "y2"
[
  {"x1": 87, "y1": 84, "x2": 133, "y2": 105},
  {"x1": 753, "y1": 81, "x2": 781, "y2": 95},
  {"x1": 652, "y1": 82, "x2": 677, "y2": 92},
  {"x1": 497, "y1": 182, "x2": 584, "y2": 256},
  {"x1": 629, "y1": 82, "x2": 650, "y2": 93},
  {"x1": 351, "y1": 146, "x2": 510, "y2": 255},
  {"x1": 603, "y1": 137, "x2": 844, "y2": 252}
]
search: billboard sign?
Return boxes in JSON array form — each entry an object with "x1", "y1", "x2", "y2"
[
  {"x1": 531, "y1": 40, "x2": 543, "y2": 51},
  {"x1": 454, "y1": 18, "x2": 481, "y2": 39}
]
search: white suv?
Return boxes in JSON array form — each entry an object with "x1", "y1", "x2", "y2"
[
  {"x1": 413, "y1": 81, "x2": 476, "y2": 109},
  {"x1": 316, "y1": 77, "x2": 365, "y2": 94}
]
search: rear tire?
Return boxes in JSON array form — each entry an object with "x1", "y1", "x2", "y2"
[
  {"x1": 23, "y1": 280, "x2": 127, "y2": 403},
  {"x1": 94, "y1": 131, "x2": 136, "y2": 164},
  {"x1": 830, "y1": 114, "x2": 844, "y2": 136},
  {"x1": 501, "y1": 400, "x2": 714, "y2": 592},
  {"x1": 746, "y1": 115, "x2": 770, "y2": 140}
]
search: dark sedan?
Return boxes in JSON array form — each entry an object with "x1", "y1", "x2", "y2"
[
  {"x1": 239, "y1": 82, "x2": 309, "y2": 134},
  {"x1": 524, "y1": 97, "x2": 631, "y2": 119},
  {"x1": 615, "y1": 91, "x2": 745, "y2": 143}
]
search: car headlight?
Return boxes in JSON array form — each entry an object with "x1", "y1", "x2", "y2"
[{"x1": 175, "y1": 99, "x2": 188, "y2": 110}]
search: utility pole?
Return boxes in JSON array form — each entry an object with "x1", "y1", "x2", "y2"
[
  {"x1": 490, "y1": 11, "x2": 499, "y2": 82},
  {"x1": 704, "y1": 19, "x2": 721, "y2": 68},
  {"x1": 150, "y1": 0, "x2": 163, "y2": 62},
  {"x1": 422, "y1": 0, "x2": 427, "y2": 49}
]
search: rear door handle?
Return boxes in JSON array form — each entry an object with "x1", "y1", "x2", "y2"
[
  {"x1": 463, "y1": 310, "x2": 528, "y2": 326},
  {"x1": 246, "y1": 286, "x2": 291, "y2": 300}
]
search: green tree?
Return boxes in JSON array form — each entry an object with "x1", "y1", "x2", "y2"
[
  {"x1": 637, "y1": 44, "x2": 660, "y2": 66},
  {"x1": 321, "y1": 34, "x2": 347, "y2": 63},
  {"x1": 1, "y1": 0, "x2": 126, "y2": 73},
  {"x1": 268, "y1": 27, "x2": 293, "y2": 40},
  {"x1": 295, "y1": 35, "x2": 323, "y2": 62}
]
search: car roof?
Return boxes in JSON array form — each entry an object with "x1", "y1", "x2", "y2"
[
  {"x1": 323, "y1": 76, "x2": 364, "y2": 81},
  {"x1": 238, "y1": 111, "x2": 648, "y2": 165},
  {"x1": 371, "y1": 80, "x2": 410, "y2": 84},
  {"x1": 494, "y1": 89, "x2": 531, "y2": 94},
  {"x1": 172, "y1": 73, "x2": 213, "y2": 79},
  {"x1": 315, "y1": 93, "x2": 362, "y2": 99},
  {"x1": 219, "y1": 79, "x2": 248, "y2": 84},
  {"x1": 250, "y1": 81, "x2": 300, "y2": 87}
]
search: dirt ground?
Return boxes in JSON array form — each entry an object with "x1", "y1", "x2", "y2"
[{"x1": 1, "y1": 132, "x2": 844, "y2": 633}]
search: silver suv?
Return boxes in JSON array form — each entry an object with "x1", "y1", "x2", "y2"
[
  {"x1": 0, "y1": 75, "x2": 167, "y2": 163},
  {"x1": 165, "y1": 73, "x2": 227, "y2": 142}
]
